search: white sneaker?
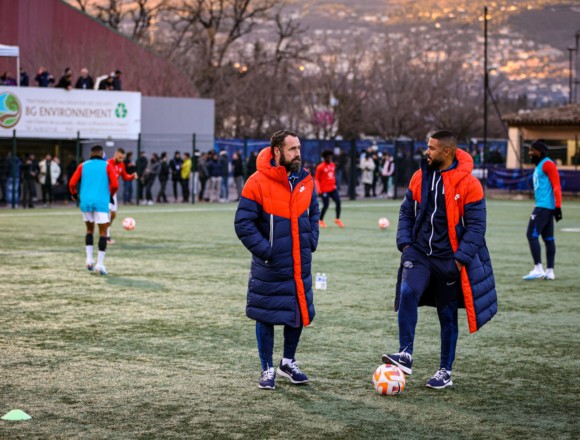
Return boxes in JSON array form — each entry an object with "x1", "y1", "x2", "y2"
[
  {"x1": 544, "y1": 270, "x2": 555, "y2": 280},
  {"x1": 523, "y1": 269, "x2": 545, "y2": 280},
  {"x1": 147, "y1": 200, "x2": 154, "y2": 206},
  {"x1": 94, "y1": 264, "x2": 108, "y2": 276}
]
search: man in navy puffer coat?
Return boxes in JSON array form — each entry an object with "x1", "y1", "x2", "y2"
[{"x1": 235, "y1": 130, "x2": 320, "y2": 390}]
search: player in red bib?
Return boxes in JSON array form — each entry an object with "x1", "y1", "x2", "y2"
[
  {"x1": 315, "y1": 150, "x2": 344, "y2": 228},
  {"x1": 107, "y1": 148, "x2": 137, "y2": 243}
]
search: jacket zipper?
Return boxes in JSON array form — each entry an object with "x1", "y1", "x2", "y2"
[{"x1": 427, "y1": 173, "x2": 441, "y2": 256}]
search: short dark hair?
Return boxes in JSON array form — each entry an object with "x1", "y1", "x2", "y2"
[
  {"x1": 270, "y1": 130, "x2": 297, "y2": 154},
  {"x1": 322, "y1": 149, "x2": 334, "y2": 159},
  {"x1": 430, "y1": 130, "x2": 458, "y2": 148},
  {"x1": 530, "y1": 140, "x2": 548, "y2": 154},
  {"x1": 116, "y1": 148, "x2": 126, "y2": 154},
  {"x1": 91, "y1": 145, "x2": 104, "y2": 154}
]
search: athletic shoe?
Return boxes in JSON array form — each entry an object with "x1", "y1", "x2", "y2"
[
  {"x1": 522, "y1": 269, "x2": 545, "y2": 280},
  {"x1": 86, "y1": 263, "x2": 94, "y2": 272},
  {"x1": 258, "y1": 367, "x2": 276, "y2": 390},
  {"x1": 382, "y1": 351, "x2": 412, "y2": 375},
  {"x1": 107, "y1": 238, "x2": 116, "y2": 245},
  {"x1": 95, "y1": 264, "x2": 108, "y2": 276},
  {"x1": 426, "y1": 368, "x2": 453, "y2": 389},
  {"x1": 334, "y1": 219, "x2": 345, "y2": 228},
  {"x1": 544, "y1": 270, "x2": 555, "y2": 280},
  {"x1": 319, "y1": 220, "x2": 327, "y2": 228},
  {"x1": 277, "y1": 360, "x2": 309, "y2": 384}
]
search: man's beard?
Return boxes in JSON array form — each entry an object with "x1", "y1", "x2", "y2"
[
  {"x1": 531, "y1": 154, "x2": 544, "y2": 165},
  {"x1": 280, "y1": 155, "x2": 302, "y2": 173},
  {"x1": 426, "y1": 157, "x2": 443, "y2": 171}
]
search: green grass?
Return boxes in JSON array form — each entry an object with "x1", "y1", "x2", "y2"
[{"x1": 0, "y1": 199, "x2": 579, "y2": 439}]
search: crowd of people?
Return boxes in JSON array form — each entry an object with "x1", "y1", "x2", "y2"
[
  {"x1": 0, "y1": 146, "x2": 400, "y2": 208},
  {"x1": 0, "y1": 66, "x2": 122, "y2": 91}
]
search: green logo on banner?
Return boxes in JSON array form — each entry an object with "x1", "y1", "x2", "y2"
[
  {"x1": 0, "y1": 92, "x2": 22, "y2": 129},
  {"x1": 115, "y1": 103, "x2": 128, "y2": 118}
]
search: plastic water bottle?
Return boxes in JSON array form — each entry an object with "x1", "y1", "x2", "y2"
[
  {"x1": 321, "y1": 273, "x2": 327, "y2": 290},
  {"x1": 315, "y1": 272, "x2": 321, "y2": 290}
]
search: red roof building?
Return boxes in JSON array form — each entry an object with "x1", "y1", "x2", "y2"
[{"x1": 0, "y1": 0, "x2": 197, "y2": 97}]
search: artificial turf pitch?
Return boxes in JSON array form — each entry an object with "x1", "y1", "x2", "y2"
[{"x1": 0, "y1": 199, "x2": 578, "y2": 439}]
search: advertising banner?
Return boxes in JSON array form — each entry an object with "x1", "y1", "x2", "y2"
[{"x1": 0, "y1": 87, "x2": 141, "y2": 140}]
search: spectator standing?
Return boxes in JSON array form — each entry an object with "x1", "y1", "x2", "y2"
[
  {"x1": 35, "y1": 67, "x2": 55, "y2": 87},
  {"x1": 359, "y1": 151, "x2": 375, "y2": 198},
  {"x1": 246, "y1": 151, "x2": 257, "y2": 178},
  {"x1": 113, "y1": 70, "x2": 122, "y2": 90},
  {"x1": 123, "y1": 152, "x2": 135, "y2": 204},
  {"x1": 197, "y1": 152, "x2": 209, "y2": 202},
  {"x1": 145, "y1": 153, "x2": 160, "y2": 205},
  {"x1": 75, "y1": 68, "x2": 95, "y2": 90},
  {"x1": 381, "y1": 152, "x2": 395, "y2": 198},
  {"x1": 38, "y1": 153, "x2": 61, "y2": 207},
  {"x1": 0, "y1": 72, "x2": 17, "y2": 85},
  {"x1": 21, "y1": 153, "x2": 37, "y2": 208},
  {"x1": 20, "y1": 68, "x2": 29, "y2": 86},
  {"x1": 156, "y1": 152, "x2": 170, "y2": 203},
  {"x1": 219, "y1": 150, "x2": 230, "y2": 202},
  {"x1": 6, "y1": 152, "x2": 22, "y2": 207},
  {"x1": 98, "y1": 74, "x2": 115, "y2": 90},
  {"x1": 181, "y1": 152, "x2": 192, "y2": 202},
  {"x1": 56, "y1": 67, "x2": 73, "y2": 90},
  {"x1": 207, "y1": 151, "x2": 222, "y2": 203},
  {"x1": 232, "y1": 151, "x2": 244, "y2": 201},
  {"x1": 169, "y1": 151, "x2": 183, "y2": 202},
  {"x1": 137, "y1": 151, "x2": 148, "y2": 202}
]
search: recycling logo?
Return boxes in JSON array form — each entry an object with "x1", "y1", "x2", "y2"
[
  {"x1": 0, "y1": 92, "x2": 22, "y2": 129},
  {"x1": 115, "y1": 103, "x2": 128, "y2": 118}
]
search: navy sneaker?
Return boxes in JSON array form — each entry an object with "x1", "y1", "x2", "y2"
[
  {"x1": 277, "y1": 360, "x2": 309, "y2": 384},
  {"x1": 258, "y1": 367, "x2": 276, "y2": 390},
  {"x1": 86, "y1": 263, "x2": 94, "y2": 272},
  {"x1": 382, "y1": 351, "x2": 412, "y2": 375},
  {"x1": 426, "y1": 368, "x2": 453, "y2": 389}
]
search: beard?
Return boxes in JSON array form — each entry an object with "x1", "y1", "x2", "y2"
[
  {"x1": 280, "y1": 154, "x2": 302, "y2": 173},
  {"x1": 426, "y1": 157, "x2": 443, "y2": 171},
  {"x1": 531, "y1": 154, "x2": 544, "y2": 165}
]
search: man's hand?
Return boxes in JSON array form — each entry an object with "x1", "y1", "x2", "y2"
[
  {"x1": 554, "y1": 207, "x2": 562, "y2": 222},
  {"x1": 71, "y1": 193, "x2": 77, "y2": 201}
]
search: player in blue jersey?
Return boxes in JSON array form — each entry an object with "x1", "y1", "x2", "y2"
[
  {"x1": 69, "y1": 145, "x2": 119, "y2": 275},
  {"x1": 523, "y1": 141, "x2": 563, "y2": 281}
]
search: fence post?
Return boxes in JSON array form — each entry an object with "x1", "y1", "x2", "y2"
[
  {"x1": 75, "y1": 131, "x2": 80, "y2": 206},
  {"x1": 11, "y1": 130, "x2": 17, "y2": 209},
  {"x1": 136, "y1": 133, "x2": 142, "y2": 206},
  {"x1": 192, "y1": 133, "x2": 197, "y2": 205},
  {"x1": 349, "y1": 138, "x2": 357, "y2": 200}
]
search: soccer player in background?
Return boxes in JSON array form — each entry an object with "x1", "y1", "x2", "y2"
[
  {"x1": 69, "y1": 145, "x2": 119, "y2": 276},
  {"x1": 234, "y1": 130, "x2": 320, "y2": 390},
  {"x1": 383, "y1": 130, "x2": 497, "y2": 389},
  {"x1": 107, "y1": 148, "x2": 137, "y2": 244},
  {"x1": 315, "y1": 150, "x2": 344, "y2": 228},
  {"x1": 522, "y1": 140, "x2": 563, "y2": 280}
]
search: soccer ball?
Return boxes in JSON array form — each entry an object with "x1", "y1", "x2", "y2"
[
  {"x1": 378, "y1": 217, "x2": 390, "y2": 229},
  {"x1": 372, "y1": 364, "x2": 406, "y2": 395},
  {"x1": 122, "y1": 217, "x2": 136, "y2": 231}
]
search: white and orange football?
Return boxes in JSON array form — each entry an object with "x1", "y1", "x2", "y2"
[
  {"x1": 122, "y1": 217, "x2": 136, "y2": 231},
  {"x1": 372, "y1": 364, "x2": 406, "y2": 395}
]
